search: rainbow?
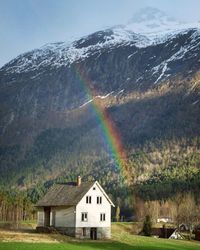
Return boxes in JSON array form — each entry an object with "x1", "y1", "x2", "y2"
[{"x1": 72, "y1": 63, "x2": 128, "y2": 179}]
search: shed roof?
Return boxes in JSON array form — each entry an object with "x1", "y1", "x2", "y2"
[{"x1": 36, "y1": 181, "x2": 94, "y2": 207}]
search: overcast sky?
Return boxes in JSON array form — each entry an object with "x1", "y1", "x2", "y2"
[{"x1": 0, "y1": 0, "x2": 200, "y2": 67}]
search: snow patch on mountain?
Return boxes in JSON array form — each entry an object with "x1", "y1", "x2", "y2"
[
  {"x1": 79, "y1": 99, "x2": 93, "y2": 108},
  {"x1": 79, "y1": 91, "x2": 116, "y2": 108},
  {"x1": 152, "y1": 29, "x2": 200, "y2": 83},
  {"x1": 1, "y1": 7, "x2": 200, "y2": 75}
]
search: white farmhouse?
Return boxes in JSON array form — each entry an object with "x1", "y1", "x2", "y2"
[{"x1": 36, "y1": 176, "x2": 115, "y2": 239}]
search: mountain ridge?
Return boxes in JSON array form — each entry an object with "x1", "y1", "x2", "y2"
[
  {"x1": 1, "y1": 7, "x2": 200, "y2": 76},
  {"x1": 0, "y1": 8, "x2": 199, "y2": 198}
]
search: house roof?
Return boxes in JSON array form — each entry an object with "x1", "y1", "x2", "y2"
[
  {"x1": 36, "y1": 182, "x2": 94, "y2": 207},
  {"x1": 36, "y1": 181, "x2": 115, "y2": 207}
]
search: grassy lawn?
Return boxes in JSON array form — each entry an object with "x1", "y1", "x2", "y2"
[
  {"x1": 0, "y1": 236, "x2": 199, "y2": 250},
  {"x1": 0, "y1": 222, "x2": 199, "y2": 250}
]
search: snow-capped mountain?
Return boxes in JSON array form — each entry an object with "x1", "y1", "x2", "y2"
[
  {"x1": 1, "y1": 7, "x2": 200, "y2": 76},
  {"x1": 0, "y1": 7, "x2": 200, "y2": 187}
]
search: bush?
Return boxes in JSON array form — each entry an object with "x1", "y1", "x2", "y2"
[{"x1": 142, "y1": 215, "x2": 152, "y2": 236}]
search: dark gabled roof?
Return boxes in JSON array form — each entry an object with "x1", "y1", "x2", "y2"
[{"x1": 36, "y1": 182, "x2": 94, "y2": 207}]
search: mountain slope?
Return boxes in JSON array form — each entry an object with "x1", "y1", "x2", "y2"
[{"x1": 0, "y1": 8, "x2": 200, "y2": 196}]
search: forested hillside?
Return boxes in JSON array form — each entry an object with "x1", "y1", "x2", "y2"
[{"x1": 0, "y1": 8, "x2": 200, "y2": 215}]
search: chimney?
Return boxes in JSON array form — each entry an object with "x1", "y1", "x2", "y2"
[{"x1": 77, "y1": 176, "x2": 81, "y2": 186}]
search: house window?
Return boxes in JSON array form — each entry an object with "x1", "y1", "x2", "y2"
[
  {"x1": 82, "y1": 227, "x2": 86, "y2": 236},
  {"x1": 93, "y1": 187, "x2": 96, "y2": 190},
  {"x1": 97, "y1": 196, "x2": 102, "y2": 204},
  {"x1": 81, "y1": 212, "x2": 88, "y2": 222},
  {"x1": 86, "y1": 196, "x2": 91, "y2": 204},
  {"x1": 100, "y1": 213, "x2": 106, "y2": 222}
]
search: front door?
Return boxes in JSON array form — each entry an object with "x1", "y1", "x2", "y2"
[
  {"x1": 90, "y1": 228, "x2": 97, "y2": 240},
  {"x1": 44, "y1": 207, "x2": 51, "y2": 227}
]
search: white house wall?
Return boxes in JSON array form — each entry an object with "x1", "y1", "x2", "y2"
[
  {"x1": 76, "y1": 183, "x2": 111, "y2": 228},
  {"x1": 53, "y1": 206, "x2": 75, "y2": 227}
]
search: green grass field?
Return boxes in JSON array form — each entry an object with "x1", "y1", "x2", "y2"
[
  {"x1": 0, "y1": 236, "x2": 199, "y2": 250},
  {"x1": 0, "y1": 223, "x2": 199, "y2": 250}
]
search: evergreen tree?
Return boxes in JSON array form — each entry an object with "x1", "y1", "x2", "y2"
[{"x1": 142, "y1": 215, "x2": 152, "y2": 236}]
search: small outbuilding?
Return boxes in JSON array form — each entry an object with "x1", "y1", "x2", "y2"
[
  {"x1": 157, "y1": 217, "x2": 173, "y2": 223},
  {"x1": 179, "y1": 223, "x2": 189, "y2": 232},
  {"x1": 169, "y1": 229, "x2": 184, "y2": 240},
  {"x1": 152, "y1": 227, "x2": 184, "y2": 240},
  {"x1": 195, "y1": 229, "x2": 200, "y2": 241},
  {"x1": 36, "y1": 176, "x2": 115, "y2": 239}
]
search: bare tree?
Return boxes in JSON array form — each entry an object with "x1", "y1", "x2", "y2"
[
  {"x1": 176, "y1": 193, "x2": 200, "y2": 240},
  {"x1": 115, "y1": 206, "x2": 120, "y2": 222}
]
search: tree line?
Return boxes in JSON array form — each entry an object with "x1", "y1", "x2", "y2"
[
  {"x1": 0, "y1": 189, "x2": 36, "y2": 224},
  {"x1": 134, "y1": 192, "x2": 200, "y2": 239}
]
